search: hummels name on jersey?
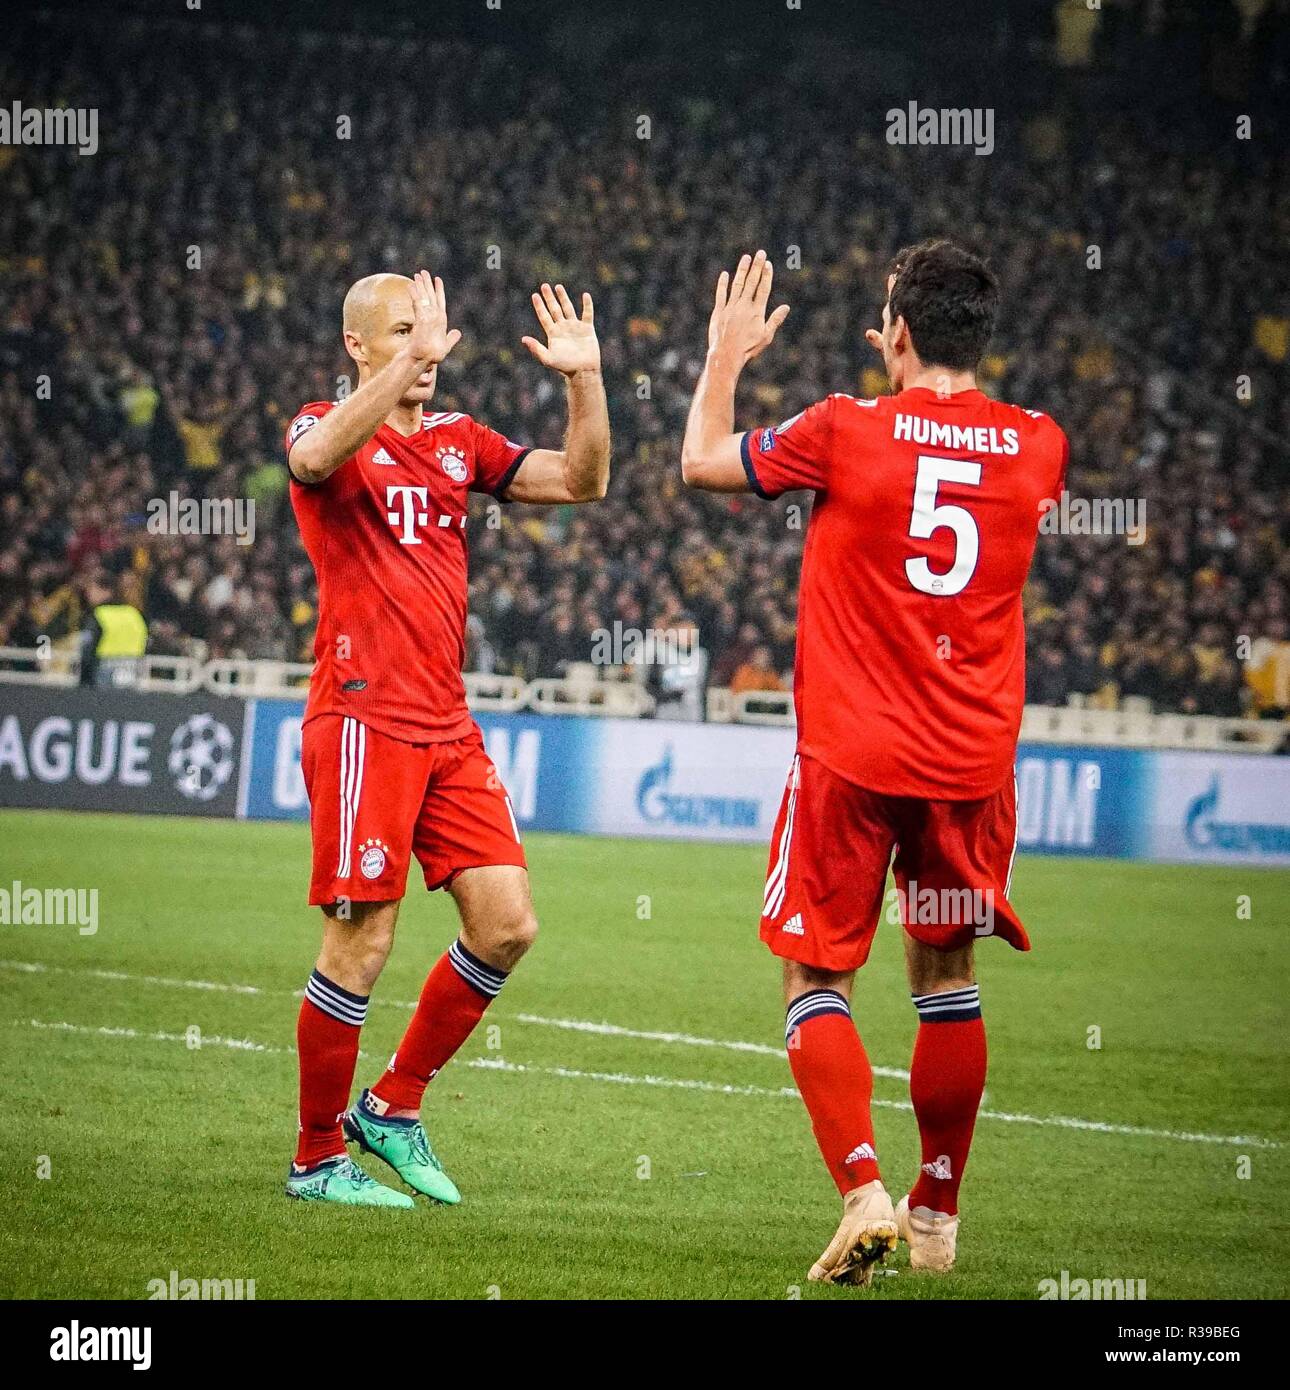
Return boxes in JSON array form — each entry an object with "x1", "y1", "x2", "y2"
[{"x1": 893, "y1": 413, "x2": 1020, "y2": 456}]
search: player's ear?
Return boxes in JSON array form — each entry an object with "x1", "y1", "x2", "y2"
[{"x1": 343, "y1": 331, "x2": 366, "y2": 368}]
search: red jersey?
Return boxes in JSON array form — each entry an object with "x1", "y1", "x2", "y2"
[
  {"x1": 286, "y1": 402, "x2": 530, "y2": 743},
  {"x1": 742, "y1": 386, "x2": 1067, "y2": 799}
]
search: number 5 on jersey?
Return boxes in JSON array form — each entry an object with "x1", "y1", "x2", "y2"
[{"x1": 905, "y1": 453, "x2": 982, "y2": 597}]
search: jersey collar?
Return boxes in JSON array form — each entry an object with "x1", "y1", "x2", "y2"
[{"x1": 897, "y1": 386, "x2": 987, "y2": 404}]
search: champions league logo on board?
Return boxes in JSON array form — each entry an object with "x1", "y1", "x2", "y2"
[{"x1": 168, "y1": 714, "x2": 235, "y2": 802}]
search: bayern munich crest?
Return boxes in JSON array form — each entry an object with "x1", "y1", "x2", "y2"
[
  {"x1": 438, "y1": 445, "x2": 468, "y2": 482},
  {"x1": 358, "y1": 838, "x2": 389, "y2": 880}
]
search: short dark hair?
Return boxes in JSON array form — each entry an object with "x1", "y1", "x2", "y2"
[{"x1": 886, "y1": 239, "x2": 999, "y2": 371}]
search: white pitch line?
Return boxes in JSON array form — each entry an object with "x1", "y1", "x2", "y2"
[
  {"x1": 13, "y1": 1017, "x2": 1279, "y2": 1150},
  {"x1": 468, "y1": 1055, "x2": 802, "y2": 1099},
  {"x1": 22, "y1": 1017, "x2": 376, "y2": 1062},
  {"x1": 512, "y1": 1011, "x2": 912, "y2": 1080},
  {"x1": 0, "y1": 958, "x2": 908, "y2": 1079},
  {"x1": 0, "y1": 958, "x2": 262, "y2": 996},
  {"x1": 25, "y1": 1018, "x2": 284, "y2": 1054}
]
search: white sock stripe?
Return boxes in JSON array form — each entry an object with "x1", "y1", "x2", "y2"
[
  {"x1": 307, "y1": 994, "x2": 366, "y2": 1026},
  {"x1": 308, "y1": 972, "x2": 368, "y2": 1011},
  {"x1": 912, "y1": 986, "x2": 979, "y2": 1006},
  {"x1": 306, "y1": 976, "x2": 367, "y2": 1025},
  {"x1": 785, "y1": 989, "x2": 850, "y2": 1029},
  {"x1": 452, "y1": 965, "x2": 503, "y2": 997},
  {"x1": 449, "y1": 941, "x2": 506, "y2": 997},
  {"x1": 449, "y1": 940, "x2": 507, "y2": 985},
  {"x1": 914, "y1": 987, "x2": 981, "y2": 1017},
  {"x1": 778, "y1": 995, "x2": 850, "y2": 1028}
]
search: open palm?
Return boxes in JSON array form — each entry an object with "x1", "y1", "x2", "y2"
[
  {"x1": 408, "y1": 269, "x2": 461, "y2": 365},
  {"x1": 708, "y1": 250, "x2": 790, "y2": 363},
  {"x1": 523, "y1": 283, "x2": 600, "y2": 375}
]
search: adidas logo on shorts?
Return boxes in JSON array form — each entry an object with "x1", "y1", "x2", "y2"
[{"x1": 781, "y1": 912, "x2": 805, "y2": 936}]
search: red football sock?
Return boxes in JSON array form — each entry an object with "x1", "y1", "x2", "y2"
[
  {"x1": 294, "y1": 969, "x2": 368, "y2": 1169},
  {"x1": 907, "y1": 987, "x2": 987, "y2": 1217},
  {"x1": 786, "y1": 989, "x2": 881, "y2": 1196},
  {"x1": 370, "y1": 939, "x2": 507, "y2": 1113}
]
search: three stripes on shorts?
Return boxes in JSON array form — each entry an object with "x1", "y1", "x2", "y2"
[
  {"x1": 762, "y1": 755, "x2": 801, "y2": 920},
  {"x1": 336, "y1": 715, "x2": 367, "y2": 879}
]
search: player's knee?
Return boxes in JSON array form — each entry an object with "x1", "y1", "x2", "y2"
[
  {"x1": 357, "y1": 925, "x2": 396, "y2": 973},
  {"x1": 466, "y1": 902, "x2": 538, "y2": 972},
  {"x1": 320, "y1": 900, "x2": 397, "y2": 992},
  {"x1": 498, "y1": 903, "x2": 540, "y2": 963},
  {"x1": 904, "y1": 933, "x2": 973, "y2": 996},
  {"x1": 783, "y1": 958, "x2": 853, "y2": 1005}
]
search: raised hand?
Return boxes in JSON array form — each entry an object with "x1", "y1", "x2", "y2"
[
  {"x1": 522, "y1": 283, "x2": 601, "y2": 376},
  {"x1": 407, "y1": 269, "x2": 462, "y2": 366},
  {"x1": 707, "y1": 250, "x2": 790, "y2": 363}
]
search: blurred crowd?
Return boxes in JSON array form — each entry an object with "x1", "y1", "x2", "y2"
[{"x1": 1, "y1": 1, "x2": 1288, "y2": 720}]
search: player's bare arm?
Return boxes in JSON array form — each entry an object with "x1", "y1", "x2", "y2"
[
  {"x1": 502, "y1": 283, "x2": 610, "y2": 504},
  {"x1": 681, "y1": 249, "x2": 790, "y2": 492},
  {"x1": 288, "y1": 270, "x2": 461, "y2": 485}
]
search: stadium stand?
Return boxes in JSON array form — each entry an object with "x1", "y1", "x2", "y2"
[{"x1": 1, "y1": 2, "x2": 1287, "y2": 735}]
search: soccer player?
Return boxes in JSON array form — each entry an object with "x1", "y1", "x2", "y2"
[
  {"x1": 283, "y1": 270, "x2": 609, "y2": 1205},
  {"x1": 681, "y1": 242, "x2": 1067, "y2": 1282}
]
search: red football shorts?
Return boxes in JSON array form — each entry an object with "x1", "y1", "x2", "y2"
[
  {"x1": 300, "y1": 714, "x2": 526, "y2": 906},
  {"x1": 759, "y1": 753, "x2": 1026, "y2": 972}
]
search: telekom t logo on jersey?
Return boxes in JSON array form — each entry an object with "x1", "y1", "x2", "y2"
[
  {"x1": 386, "y1": 485, "x2": 429, "y2": 543},
  {"x1": 385, "y1": 485, "x2": 465, "y2": 544}
]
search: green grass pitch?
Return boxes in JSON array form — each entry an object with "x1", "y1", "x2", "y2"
[{"x1": 1, "y1": 809, "x2": 1287, "y2": 1300}]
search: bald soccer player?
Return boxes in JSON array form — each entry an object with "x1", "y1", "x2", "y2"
[{"x1": 283, "y1": 270, "x2": 609, "y2": 1206}]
